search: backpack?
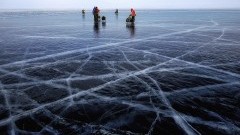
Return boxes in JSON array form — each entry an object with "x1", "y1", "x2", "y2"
[{"x1": 92, "y1": 7, "x2": 96, "y2": 15}]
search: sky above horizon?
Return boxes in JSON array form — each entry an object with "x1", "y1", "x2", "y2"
[{"x1": 1, "y1": 0, "x2": 240, "y2": 10}]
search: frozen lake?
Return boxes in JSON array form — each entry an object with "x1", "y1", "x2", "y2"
[{"x1": 0, "y1": 10, "x2": 240, "y2": 135}]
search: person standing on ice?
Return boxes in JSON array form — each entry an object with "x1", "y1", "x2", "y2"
[
  {"x1": 82, "y1": 9, "x2": 85, "y2": 15},
  {"x1": 93, "y1": 7, "x2": 100, "y2": 23},
  {"x1": 115, "y1": 9, "x2": 119, "y2": 14},
  {"x1": 130, "y1": 8, "x2": 136, "y2": 22}
]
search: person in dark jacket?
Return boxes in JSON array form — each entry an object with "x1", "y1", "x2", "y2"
[
  {"x1": 93, "y1": 7, "x2": 100, "y2": 23},
  {"x1": 115, "y1": 9, "x2": 118, "y2": 14},
  {"x1": 82, "y1": 9, "x2": 85, "y2": 14}
]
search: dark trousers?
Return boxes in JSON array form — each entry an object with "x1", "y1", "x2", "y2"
[
  {"x1": 94, "y1": 14, "x2": 99, "y2": 22},
  {"x1": 132, "y1": 16, "x2": 135, "y2": 22}
]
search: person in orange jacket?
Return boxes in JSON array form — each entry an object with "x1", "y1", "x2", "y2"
[{"x1": 130, "y1": 8, "x2": 136, "y2": 22}]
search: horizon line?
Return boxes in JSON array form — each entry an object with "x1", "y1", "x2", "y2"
[{"x1": 1, "y1": 8, "x2": 240, "y2": 11}]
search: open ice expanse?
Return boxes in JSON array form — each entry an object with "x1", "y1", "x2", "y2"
[{"x1": 0, "y1": 10, "x2": 240, "y2": 135}]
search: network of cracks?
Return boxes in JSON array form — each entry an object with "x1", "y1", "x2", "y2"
[{"x1": 0, "y1": 14, "x2": 240, "y2": 135}]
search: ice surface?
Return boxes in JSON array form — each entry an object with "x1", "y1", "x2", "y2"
[{"x1": 0, "y1": 10, "x2": 240, "y2": 135}]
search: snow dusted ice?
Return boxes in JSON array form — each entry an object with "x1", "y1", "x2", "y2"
[{"x1": 0, "y1": 10, "x2": 240, "y2": 135}]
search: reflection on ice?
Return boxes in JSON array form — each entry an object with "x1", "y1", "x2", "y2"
[
  {"x1": 126, "y1": 22, "x2": 135, "y2": 38},
  {"x1": 93, "y1": 22, "x2": 100, "y2": 37},
  {"x1": 102, "y1": 22, "x2": 106, "y2": 29}
]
